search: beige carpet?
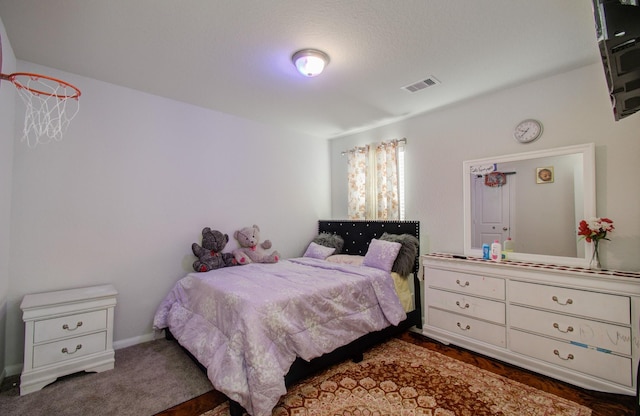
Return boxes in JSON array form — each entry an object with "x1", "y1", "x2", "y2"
[
  {"x1": 205, "y1": 338, "x2": 591, "y2": 416},
  {"x1": 0, "y1": 338, "x2": 212, "y2": 416}
]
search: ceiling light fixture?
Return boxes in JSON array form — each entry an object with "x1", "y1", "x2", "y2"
[{"x1": 292, "y1": 49, "x2": 330, "y2": 77}]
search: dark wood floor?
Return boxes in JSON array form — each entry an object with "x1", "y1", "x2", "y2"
[{"x1": 156, "y1": 331, "x2": 637, "y2": 416}]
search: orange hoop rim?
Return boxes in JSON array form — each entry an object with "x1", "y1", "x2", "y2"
[{"x1": 0, "y1": 72, "x2": 81, "y2": 99}]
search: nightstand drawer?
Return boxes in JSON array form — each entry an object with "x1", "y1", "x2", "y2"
[
  {"x1": 33, "y1": 332, "x2": 107, "y2": 368},
  {"x1": 34, "y1": 310, "x2": 107, "y2": 343}
]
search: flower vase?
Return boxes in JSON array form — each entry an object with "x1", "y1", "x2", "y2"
[{"x1": 590, "y1": 241, "x2": 601, "y2": 270}]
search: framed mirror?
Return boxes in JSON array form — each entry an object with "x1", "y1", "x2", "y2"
[{"x1": 463, "y1": 143, "x2": 596, "y2": 267}]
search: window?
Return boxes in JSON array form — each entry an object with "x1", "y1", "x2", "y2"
[{"x1": 346, "y1": 139, "x2": 406, "y2": 220}]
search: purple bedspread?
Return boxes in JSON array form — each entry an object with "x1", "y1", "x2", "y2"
[{"x1": 153, "y1": 257, "x2": 406, "y2": 416}]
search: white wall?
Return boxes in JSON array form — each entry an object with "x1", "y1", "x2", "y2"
[
  {"x1": 4, "y1": 61, "x2": 331, "y2": 372},
  {"x1": 0, "y1": 16, "x2": 16, "y2": 383},
  {"x1": 330, "y1": 63, "x2": 640, "y2": 272}
]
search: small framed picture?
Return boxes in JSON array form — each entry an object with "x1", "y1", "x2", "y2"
[{"x1": 536, "y1": 166, "x2": 554, "y2": 184}]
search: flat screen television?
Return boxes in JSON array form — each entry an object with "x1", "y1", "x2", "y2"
[{"x1": 593, "y1": 0, "x2": 640, "y2": 120}]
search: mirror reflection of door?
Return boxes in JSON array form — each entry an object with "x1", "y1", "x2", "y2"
[{"x1": 471, "y1": 174, "x2": 514, "y2": 248}]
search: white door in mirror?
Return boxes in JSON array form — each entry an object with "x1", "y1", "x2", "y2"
[{"x1": 513, "y1": 119, "x2": 543, "y2": 143}]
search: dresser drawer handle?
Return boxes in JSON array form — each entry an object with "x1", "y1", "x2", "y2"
[
  {"x1": 553, "y1": 323, "x2": 574, "y2": 333},
  {"x1": 456, "y1": 322, "x2": 471, "y2": 331},
  {"x1": 455, "y1": 279, "x2": 470, "y2": 287},
  {"x1": 62, "y1": 321, "x2": 83, "y2": 331},
  {"x1": 553, "y1": 349, "x2": 574, "y2": 361},
  {"x1": 61, "y1": 344, "x2": 82, "y2": 355},
  {"x1": 455, "y1": 301, "x2": 470, "y2": 309},
  {"x1": 552, "y1": 296, "x2": 573, "y2": 306}
]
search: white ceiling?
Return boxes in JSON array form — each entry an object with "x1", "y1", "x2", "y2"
[{"x1": 0, "y1": 0, "x2": 601, "y2": 139}]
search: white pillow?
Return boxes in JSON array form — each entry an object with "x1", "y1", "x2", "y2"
[
  {"x1": 325, "y1": 254, "x2": 365, "y2": 266},
  {"x1": 362, "y1": 238, "x2": 402, "y2": 272},
  {"x1": 303, "y1": 242, "x2": 336, "y2": 260}
]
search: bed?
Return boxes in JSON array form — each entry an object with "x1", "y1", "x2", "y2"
[{"x1": 153, "y1": 220, "x2": 421, "y2": 416}]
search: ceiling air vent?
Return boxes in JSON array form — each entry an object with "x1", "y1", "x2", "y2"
[{"x1": 401, "y1": 76, "x2": 440, "y2": 93}]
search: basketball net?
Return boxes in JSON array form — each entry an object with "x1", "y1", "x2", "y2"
[{"x1": 3, "y1": 72, "x2": 81, "y2": 148}]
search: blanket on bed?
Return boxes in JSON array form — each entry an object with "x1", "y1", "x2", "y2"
[{"x1": 153, "y1": 257, "x2": 406, "y2": 416}]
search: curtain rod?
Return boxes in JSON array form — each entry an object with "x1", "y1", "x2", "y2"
[{"x1": 340, "y1": 138, "x2": 407, "y2": 156}]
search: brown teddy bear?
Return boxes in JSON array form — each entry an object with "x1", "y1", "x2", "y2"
[{"x1": 192, "y1": 227, "x2": 237, "y2": 272}]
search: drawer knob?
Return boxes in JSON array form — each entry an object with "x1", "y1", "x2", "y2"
[
  {"x1": 61, "y1": 344, "x2": 83, "y2": 355},
  {"x1": 553, "y1": 349, "x2": 574, "y2": 361},
  {"x1": 455, "y1": 279, "x2": 470, "y2": 288},
  {"x1": 455, "y1": 300, "x2": 470, "y2": 309},
  {"x1": 551, "y1": 296, "x2": 573, "y2": 306},
  {"x1": 62, "y1": 321, "x2": 83, "y2": 331},
  {"x1": 456, "y1": 322, "x2": 471, "y2": 331},
  {"x1": 553, "y1": 323, "x2": 574, "y2": 333}
]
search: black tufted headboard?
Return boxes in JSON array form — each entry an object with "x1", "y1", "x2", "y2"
[
  {"x1": 318, "y1": 219, "x2": 420, "y2": 273},
  {"x1": 318, "y1": 220, "x2": 421, "y2": 328}
]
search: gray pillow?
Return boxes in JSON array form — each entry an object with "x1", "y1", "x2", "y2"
[
  {"x1": 379, "y1": 233, "x2": 419, "y2": 276},
  {"x1": 312, "y1": 232, "x2": 344, "y2": 254}
]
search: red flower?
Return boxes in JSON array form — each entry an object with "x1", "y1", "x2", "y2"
[
  {"x1": 578, "y1": 220, "x2": 592, "y2": 242},
  {"x1": 577, "y1": 217, "x2": 615, "y2": 243}
]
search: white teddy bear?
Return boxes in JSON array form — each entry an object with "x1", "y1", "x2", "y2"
[{"x1": 232, "y1": 224, "x2": 280, "y2": 264}]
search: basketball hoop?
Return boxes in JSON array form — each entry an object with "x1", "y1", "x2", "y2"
[{"x1": 0, "y1": 72, "x2": 81, "y2": 148}]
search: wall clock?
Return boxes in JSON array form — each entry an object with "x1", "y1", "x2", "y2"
[{"x1": 513, "y1": 119, "x2": 543, "y2": 143}]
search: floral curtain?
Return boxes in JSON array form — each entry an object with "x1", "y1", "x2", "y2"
[
  {"x1": 347, "y1": 145, "x2": 369, "y2": 219},
  {"x1": 375, "y1": 140, "x2": 400, "y2": 220},
  {"x1": 347, "y1": 139, "x2": 401, "y2": 220}
]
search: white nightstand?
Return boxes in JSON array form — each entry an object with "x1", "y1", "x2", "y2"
[{"x1": 20, "y1": 284, "x2": 118, "y2": 395}]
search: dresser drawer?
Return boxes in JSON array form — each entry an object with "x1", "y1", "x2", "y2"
[
  {"x1": 509, "y1": 305, "x2": 631, "y2": 355},
  {"x1": 33, "y1": 309, "x2": 107, "y2": 343},
  {"x1": 32, "y1": 332, "x2": 107, "y2": 369},
  {"x1": 428, "y1": 307, "x2": 506, "y2": 348},
  {"x1": 427, "y1": 287, "x2": 505, "y2": 324},
  {"x1": 426, "y1": 268, "x2": 505, "y2": 300},
  {"x1": 510, "y1": 329, "x2": 632, "y2": 387},
  {"x1": 510, "y1": 281, "x2": 630, "y2": 325}
]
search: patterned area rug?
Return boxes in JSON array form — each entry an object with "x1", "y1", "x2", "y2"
[{"x1": 204, "y1": 338, "x2": 591, "y2": 415}]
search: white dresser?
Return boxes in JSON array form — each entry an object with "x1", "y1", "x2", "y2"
[
  {"x1": 20, "y1": 284, "x2": 118, "y2": 395},
  {"x1": 422, "y1": 254, "x2": 640, "y2": 395}
]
